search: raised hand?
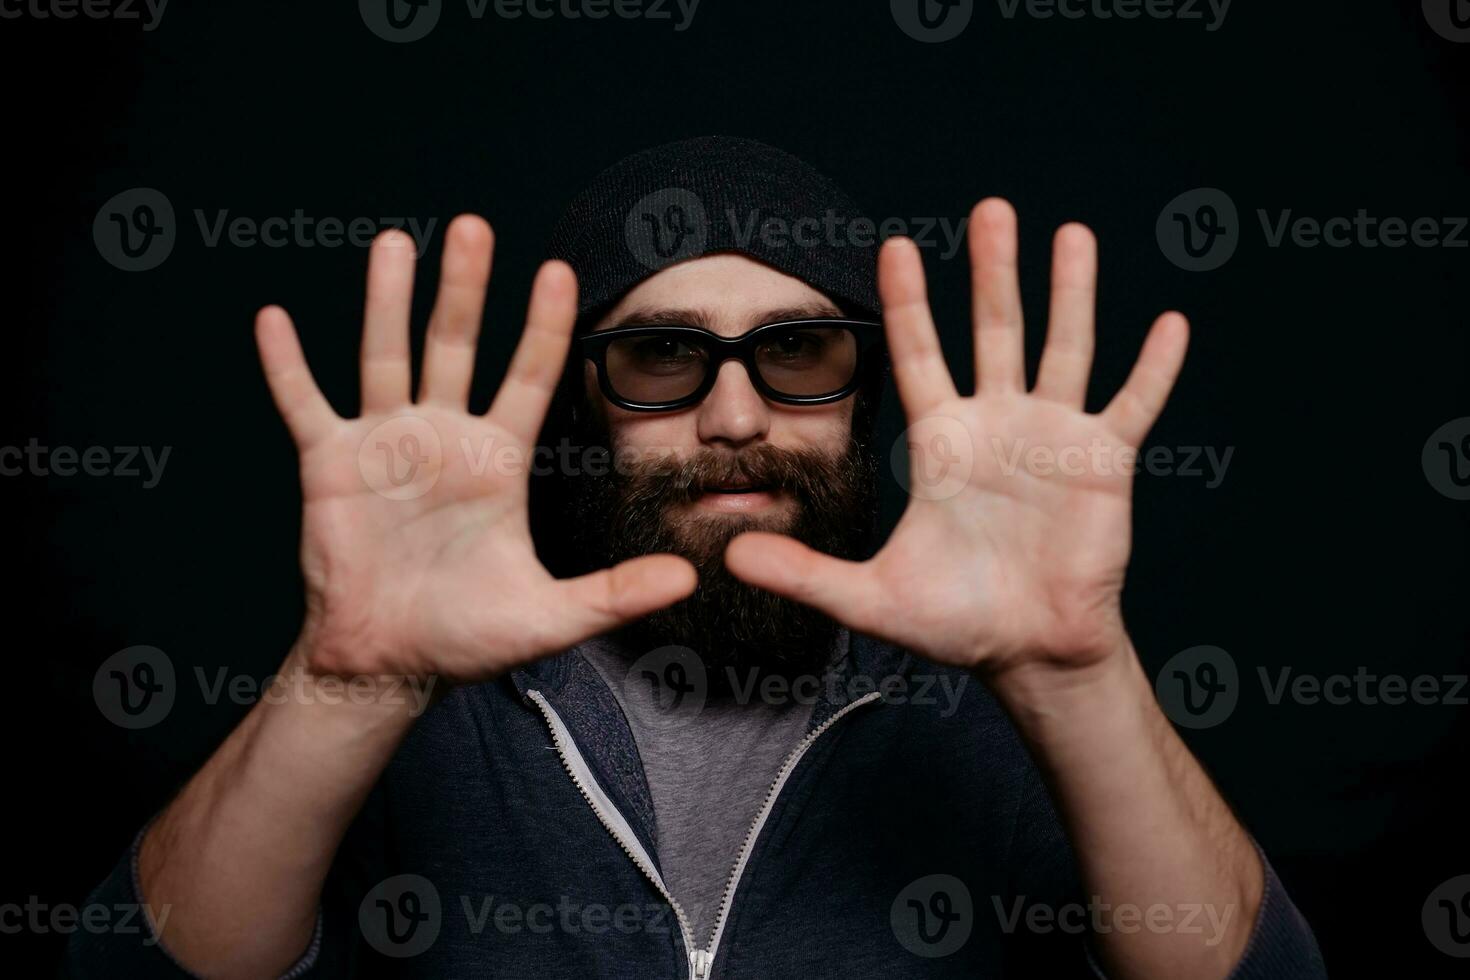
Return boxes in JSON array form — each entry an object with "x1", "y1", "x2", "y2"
[
  {"x1": 255, "y1": 216, "x2": 696, "y2": 683},
  {"x1": 725, "y1": 199, "x2": 1188, "y2": 680}
]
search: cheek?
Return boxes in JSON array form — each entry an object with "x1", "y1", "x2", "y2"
[
  {"x1": 585, "y1": 363, "x2": 701, "y2": 458},
  {"x1": 604, "y1": 410, "x2": 703, "y2": 460},
  {"x1": 768, "y1": 400, "x2": 855, "y2": 454}
]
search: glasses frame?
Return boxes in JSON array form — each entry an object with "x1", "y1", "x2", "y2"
[{"x1": 577, "y1": 317, "x2": 885, "y2": 412}]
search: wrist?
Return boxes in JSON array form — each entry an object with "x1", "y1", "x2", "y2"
[
  {"x1": 985, "y1": 635, "x2": 1156, "y2": 746},
  {"x1": 278, "y1": 637, "x2": 444, "y2": 736}
]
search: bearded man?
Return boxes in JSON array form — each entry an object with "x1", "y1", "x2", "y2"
[{"x1": 69, "y1": 137, "x2": 1324, "y2": 979}]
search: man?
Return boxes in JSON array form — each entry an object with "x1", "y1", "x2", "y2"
[{"x1": 68, "y1": 136, "x2": 1325, "y2": 978}]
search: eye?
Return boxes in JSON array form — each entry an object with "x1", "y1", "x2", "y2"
[
  {"x1": 626, "y1": 337, "x2": 704, "y2": 372},
  {"x1": 634, "y1": 338, "x2": 692, "y2": 359},
  {"x1": 758, "y1": 331, "x2": 825, "y2": 362}
]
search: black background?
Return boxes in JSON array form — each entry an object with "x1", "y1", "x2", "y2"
[{"x1": 5, "y1": 0, "x2": 1468, "y2": 975}]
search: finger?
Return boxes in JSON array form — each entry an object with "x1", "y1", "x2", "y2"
[
  {"x1": 419, "y1": 215, "x2": 494, "y2": 408},
  {"x1": 552, "y1": 554, "x2": 698, "y2": 643},
  {"x1": 360, "y1": 229, "x2": 417, "y2": 413},
  {"x1": 878, "y1": 237, "x2": 959, "y2": 418},
  {"x1": 1033, "y1": 223, "x2": 1097, "y2": 408},
  {"x1": 254, "y1": 305, "x2": 338, "y2": 447},
  {"x1": 969, "y1": 198, "x2": 1026, "y2": 394},
  {"x1": 486, "y1": 260, "x2": 578, "y2": 445},
  {"x1": 724, "y1": 532, "x2": 888, "y2": 634},
  {"x1": 1100, "y1": 312, "x2": 1190, "y2": 446}
]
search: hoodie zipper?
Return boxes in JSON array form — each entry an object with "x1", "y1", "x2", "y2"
[{"x1": 528, "y1": 688, "x2": 881, "y2": 980}]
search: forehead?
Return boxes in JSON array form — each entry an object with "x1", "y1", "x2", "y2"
[{"x1": 590, "y1": 252, "x2": 843, "y2": 337}]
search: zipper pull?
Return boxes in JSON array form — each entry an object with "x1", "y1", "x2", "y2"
[{"x1": 691, "y1": 948, "x2": 712, "y2": 979}]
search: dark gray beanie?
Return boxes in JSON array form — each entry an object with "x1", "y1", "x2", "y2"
[{"x1": 545, "y1": 135, "x2": 881, "y2": 323}]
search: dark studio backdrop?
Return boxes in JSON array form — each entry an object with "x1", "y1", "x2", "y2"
[{"x1": 4, "y1": 0, "x2": 1467, "y2": 975}]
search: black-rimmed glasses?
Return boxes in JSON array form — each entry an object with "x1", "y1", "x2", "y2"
[{"x1": 578, "y1": 318, "x2": 884, "y2": 412}]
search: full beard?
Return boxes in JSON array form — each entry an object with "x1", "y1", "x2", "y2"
[{"x1": 568, "y1": 437, "x2": 877, "y2": 686}]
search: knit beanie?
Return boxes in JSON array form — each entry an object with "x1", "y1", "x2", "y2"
[{"x1": 545, "y1": 135, "x2": 882, "y2": 323}]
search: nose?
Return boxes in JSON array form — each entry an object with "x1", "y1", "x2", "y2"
[{"x1": 695, "y1": 359, "x2": 771, "y2": 448}]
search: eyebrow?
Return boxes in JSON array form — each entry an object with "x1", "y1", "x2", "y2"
[{"x1": 600, "y1": 301, "x2": 847, "y2": 332}]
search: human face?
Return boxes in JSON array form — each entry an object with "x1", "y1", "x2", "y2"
[{"x1": 583, "y1": 253, "x2": 857, "y2": 522}]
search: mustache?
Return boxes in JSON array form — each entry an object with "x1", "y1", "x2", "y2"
[{"x1": 615, "y1": 443, "x2": 850, "y2": 510}]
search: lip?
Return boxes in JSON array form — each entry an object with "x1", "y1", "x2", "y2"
[{"x1": 691, "y1": 488, "x2": 782, "y2": 513}]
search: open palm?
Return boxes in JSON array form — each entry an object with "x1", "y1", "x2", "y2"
[
  {"x1": 256, "y1": 217, "x2": 695, "y2": 683},
  {"x1": 726, "y1": 200, "x2": 1187, "y2": 677}
]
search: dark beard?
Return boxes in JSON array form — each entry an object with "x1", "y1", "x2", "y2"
[{"x1": 569, "y1": 438, "x2": 877, "y2": 683}]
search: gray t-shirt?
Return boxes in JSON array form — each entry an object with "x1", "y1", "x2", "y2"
[{"x1": 580, "y1": 634, "x2": 847, "y2": 948}]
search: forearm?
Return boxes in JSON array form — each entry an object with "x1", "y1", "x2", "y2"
[
  {"x1": 137, "y1": 642, "x2": 429, "y2": 980},
  {"x1": 993, "y1": 640, "x2": 1262, "y2": 980}
]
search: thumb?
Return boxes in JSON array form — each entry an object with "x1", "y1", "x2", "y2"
[
  {"x1": 551, "y1": 554, "x2": 698, "y2": 646},
  {"x1": 724, "y1": 532, "x2": 885, "y2": 634}
]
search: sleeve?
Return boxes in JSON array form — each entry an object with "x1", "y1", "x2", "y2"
[
  {"x1": 61, "y1": 819, "x2": 325, "y2": 979},
  {"x1": 1182, "y1": 842, "x2": 1328, "y2": 980},
  {"x1": 63, "y1": 781, "x2": 392, "y2": 980},
  {"x1": 1004, "y1": 768, "x2": 1327, "y2": 980}
]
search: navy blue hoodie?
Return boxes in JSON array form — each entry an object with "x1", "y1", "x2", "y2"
[{"x1": 66, "y1": 635, "x2": 1326, "y2": 978}]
